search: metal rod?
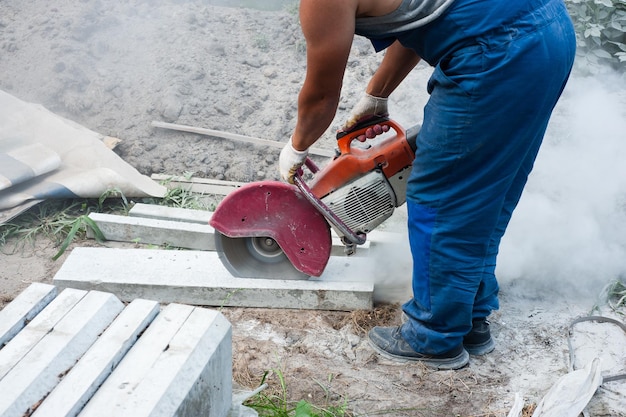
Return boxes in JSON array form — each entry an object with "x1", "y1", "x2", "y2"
[
  {"x1": 151, "y1": 121, "x2": 335, "y2": 158},
  {"x1": 293, "y1": 166, "x2": 366, "y2": 246}
]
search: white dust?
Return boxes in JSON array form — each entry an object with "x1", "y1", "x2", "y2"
[
  {"x1": 364, "y1": 70, "x2": 626, "y2": 305},
  {"x1": 498, "y1": 73, "x2": 626, "y2": 300}
]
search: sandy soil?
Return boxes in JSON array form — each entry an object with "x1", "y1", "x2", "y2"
[{"x1": 1, "y1": 1, "x2": 626, "y2": 416}]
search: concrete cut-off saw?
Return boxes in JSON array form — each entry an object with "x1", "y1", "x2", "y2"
[{"x1": 209, "y1": 117, "x2": 419, "y2": 280}]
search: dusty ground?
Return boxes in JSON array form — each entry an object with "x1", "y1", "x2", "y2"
[
  {"x1": 1, "y1": 1, "x2": 626, "y2": 416},
  {"x1": 2, "y1": 233, "x2": 626, "y2": 416}
]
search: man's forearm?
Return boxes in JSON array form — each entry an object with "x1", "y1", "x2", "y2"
[
  {"x1": 292, "y1": 93, "x2": 339, "y2": 151},
  {"x1": 366, "y1": 41, "x2": 421, "y2": 98}
]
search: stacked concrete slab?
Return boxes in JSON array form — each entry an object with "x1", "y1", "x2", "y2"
[
  {"x1": 0, "y1": 283, "x2": 233, "y2": 417},
  {"x1": 57, "y1": 203, "x2": 380, "y2": 311},
  {"x1": 87, "y1": 203, "x2": 372, "y2": 256}
]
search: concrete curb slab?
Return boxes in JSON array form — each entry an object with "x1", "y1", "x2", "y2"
[
  {"x1": 78, "y1": 303, "x2": 232, "y2": 417},
  {"x1": 0, "y1": 282, "x2": 57, "y2": 348},
  {"x1": 0, "y1": 285, "x2": 234, "y2": 417},
  {"x1": 0, "y1": 290, "x2": 124, "y2": 416},
  {"x1": 0, "y1": 288, "x2": 89, "y2": 381},
  {"x1": 90, "y1": 208, "x2": 371, "y2": 257},
  {"x1": 53, "y1": 247, "x2": 374, "y2": 311},
  {"x1": 129, "y1": 203, "x2": 213, "y2": 224},
  {"x1": 88, "y1": 212, "x2": 217, "y2": 251},
  {"x1": 32, "y1": 299, "x2": 161, "y2": 417}
]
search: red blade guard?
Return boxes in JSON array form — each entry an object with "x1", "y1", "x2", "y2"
[{"x1": 209, "y1": 181, "x2": 332, "y2": 277}]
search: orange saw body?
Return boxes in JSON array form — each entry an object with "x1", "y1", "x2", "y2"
[
  {"x1": 209, "y1": 117, "x2": 419, "y2": 279},
  {"x1": 307, "y1": 118, "x2": 416, "y2": 201}
]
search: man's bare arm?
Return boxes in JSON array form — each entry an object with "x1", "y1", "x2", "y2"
[
  {"x1": 292, "y1": 0, "x2": 358, "y2": 151},
  {"x1": 367, "y1": 40, "x2": 421, "y2": 98}
]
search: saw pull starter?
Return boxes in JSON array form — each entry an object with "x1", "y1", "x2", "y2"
[{"x1": 209, "y1": 117, "x2": 419, "y2": 280}]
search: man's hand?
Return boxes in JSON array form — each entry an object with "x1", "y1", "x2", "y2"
[
  {"x1": 279, "y1": 137, "x2": 309, "y2": 184},
  {"x1": 342, "y1": 93, "x2": 389, "y2": 132}
]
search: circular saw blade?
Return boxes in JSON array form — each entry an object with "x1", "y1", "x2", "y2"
[{"x1": 215, "y1": 232, "x2": 309, "y2": 280}]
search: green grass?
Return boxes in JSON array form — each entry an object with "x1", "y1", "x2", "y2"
[
  {"x1": 245, "y1": 369, "x2": 350, "y2": 417},
  {"x1": 0, "y1": 193, "x2": 119, "y2": 259},
  {"x1": 603, "y1": 279, "x2": 626, "y2": 314},
  {"x1": 243, "y1": 368, "x2": 439, "y2": 417},
  {"x1": 142, "y1": 175, "x2": 220, "y2": 211},
  {"x1": 0, "y1": 182, "x2": 219, "y2": 260},
  {"x1": 590, "y1": 278, "x2": 626, "y2": 316}
]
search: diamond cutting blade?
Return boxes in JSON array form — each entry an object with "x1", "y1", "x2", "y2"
[{"x1": 214, "y1": 232, "x2": 309, "y2": 280}]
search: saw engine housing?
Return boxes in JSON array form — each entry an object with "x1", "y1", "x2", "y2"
[
  {"x1": 209, "y1": 118, "x2": 419, "y2": 278},
  {"x1": 306, "y1": 119, "x2": 418, "y2": 241},
  {"x1": 319, "y1": 166, "x2": 410, "y2": 235}
]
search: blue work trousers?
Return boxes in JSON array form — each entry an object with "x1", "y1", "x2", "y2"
[{"x1": 398, "y1": 0, "x2": 576, "y2": 354}]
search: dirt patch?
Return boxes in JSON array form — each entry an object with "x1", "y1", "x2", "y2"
[{"x1": 1, "y1": 1, "x2": 625, "y2": 416}]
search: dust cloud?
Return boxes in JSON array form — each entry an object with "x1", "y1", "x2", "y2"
[
  {"x1": 362, "y1": 71, "x2": 626, "y2": 305},
  {"x1": 498, "y1": 73, "x2": 626, "y2": 299}
]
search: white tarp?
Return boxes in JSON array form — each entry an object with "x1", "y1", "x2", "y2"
[
  {"x1": 0, "y1": 90, "x2": 166, "y2": 223},
  {"x1": 506, "y1": 359, "x2": 603, "y2": 417}
]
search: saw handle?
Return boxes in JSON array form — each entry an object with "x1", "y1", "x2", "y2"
[
  {"x1": 303, "y1": 157, "x2": 320, "y2": 174},
  {"x1": 335, "y1": 117, "x2": 404, "y2": 156}
]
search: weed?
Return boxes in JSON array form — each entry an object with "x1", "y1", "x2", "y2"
[
  {"x1": 219, "y1": 288, "x2": 244, "y2": 310},
  {"x1": 0, "y1": 197, "x2": 118, "y2": 259},
  {"x1": 339, "y1": 304, "x2": 399, "y2": 335},
  {"x1": 246, "y1": 369, "x2": 350, "y2": 417},
  {"x1": 51, "y1": 213, "x2": 105, "y2": 260},
  {"x1": 143, "y1": 177, "x2": 220, "y2": 211},
  {"x1": 0, "y1": 180, "x2": 221, "y2": 260},
  {"x1": 140, "y1": 242, "x2": 185, "y2": 250},
  {"x1": 603, "y1": 279, "x2": 626, "y2": 314},
  {"x1": 99, "y1": 187, "x2": 130, "y2": 214},
  {"x1": 590, "y1": 278, "x2": 626, "y2": 316}
]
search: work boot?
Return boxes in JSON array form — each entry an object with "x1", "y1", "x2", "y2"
[
  {"x1": 400, "y1": 313, "x2": 495, "y2": 356},
  {"x1": 368, "y1": 326, "x2": 469, "y2": 370},
  {"x1": 463, "y1": 318, "x2": 495, "y2": 356}
]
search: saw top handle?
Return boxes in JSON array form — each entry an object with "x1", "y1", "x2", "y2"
[{"x1": 335, "y1": 116, "x2": 404, "y2": 155}]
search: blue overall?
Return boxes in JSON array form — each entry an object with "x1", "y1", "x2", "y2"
[{"x1": 373, "y1": 0, "x2": 576, "y2": 354}]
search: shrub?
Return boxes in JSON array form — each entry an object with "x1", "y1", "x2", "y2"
[{"x1": 565, "y1": 0, "x2": 626, "y2": 74}]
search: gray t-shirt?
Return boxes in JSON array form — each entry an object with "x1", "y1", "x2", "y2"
[{"x1": 355, "y1": 0, "x2": 456, "y2": 38}]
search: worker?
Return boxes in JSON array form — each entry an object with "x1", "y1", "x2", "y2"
[{"x1": 279, "y1": 0, "x2": 576, "y2": 369}]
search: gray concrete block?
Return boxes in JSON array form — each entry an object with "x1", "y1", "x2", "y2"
[
  {"x1": 129, "y1": 203, "x2": 212, "y2": 225},
  {"x1": 0, "y1": 290, "x2": 123, "y2": 417},
  {"x1": 87, "y1": 212, "x2": 216, "y2": 250},
  {"x1": 0, "y1": 287, "x2": 88, "y2": 381},
  {"x1": 0, "y1": 285, "x2": 235, "y2": 417},
  {"x1": 0, "y1": 283, "x2": 57, "y2": 348},
  {"x1": 78, "y1": 303, "x2": 232, "y2": 417},
  {"x1": 150, "y1": 174, "x2": 244, "y2": 196},
  {"x1": 53, "y1": 247, "x2": 374, "y2": 311},
  {"x1": 93, "y1": 207, "x2": 370, "y2": 257},
  {"x1": 32, "y1": 299, "x2": 161, "y2": 417}
]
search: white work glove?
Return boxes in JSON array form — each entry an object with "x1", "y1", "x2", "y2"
[
  {"x1": 342, "y1": 93, "x2": 389, "y2": 132},
  {"x1": 279, "y1": 136, "x2": 309, "y2": 184}
]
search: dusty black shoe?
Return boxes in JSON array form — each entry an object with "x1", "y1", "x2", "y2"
[
  {"x1": 368, "y1": 326, "x2": 469, "y2": 370},
  {"x1": 463, "y1": 318, "x2": 495, "y2": 356},
  {"x1": 400, "y1": 313, "x2": 495, "y2": 356}
]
